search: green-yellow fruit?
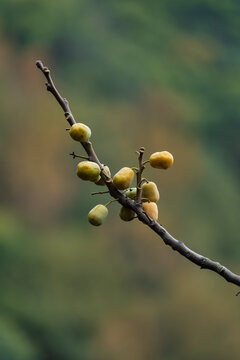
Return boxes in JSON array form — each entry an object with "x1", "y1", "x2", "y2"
[
  {"x1": 69, "y1": 123, "x2": 91, "y2": 142},
  {"x1": 95, "y1": 165, "x2": 111, "y2": 186},
  {"x1": 142, "y1": 182, "x2": 160, "y2": 202},
  {"x1": 88, "y1": 204, "x2": 108, "y2": 226},
  {"x1": 119, "y1": 206, "x2": 135, "y2": 221},
  {"x1": 142, "y1": 202, "x2": 158, "y2": 221},
  {"x1": 149, "y1": 151, "x2": 174, "y2": 169},
  {"x1": 125, "y1": 187, "x2": 137, "y2": 199},
  {"x1": 113, "y1": 167, "x2": 134, "y2": 190},
  {"x1": 77, "y1": 161, "x2": 100, "y2": 181}
]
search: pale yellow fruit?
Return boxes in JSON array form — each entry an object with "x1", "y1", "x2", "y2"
[
  {"x1": 119, "y1": 206, "x2": 135, "y2": 221},
  {"x1": 149, "y1": 151, "x2": 174, "y2": 169},
  {"x1": 142, "y1": 202, "x2": 158, "y2": 221},
  {"x1": 142, "y1": 182, "x2": 159, "y2": 202},
  {"x1": 77, "y1": 161, "x2": 100, "y2": 181},
  {"x1": 113, "y1": 167, "x2": 134, "y2": 190},
  {"x1": 95, "y1": 165, "x2": 111, "y2": 186},
  {"x1": 69, "y1": 123, "x2": 91, "y2": 142},
  {"x1": 88, "y1": 204, "x2": 108, "y2": 226},
  {"x1": 125, "y1": 187, "x2": 137, "y2": 200}
]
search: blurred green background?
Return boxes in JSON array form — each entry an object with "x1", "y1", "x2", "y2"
[{"x1": 0, "y1": 0, "x2": 240, "y2": 359}]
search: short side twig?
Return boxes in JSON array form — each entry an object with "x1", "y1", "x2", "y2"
[{"x1": 135, "y1": 147, "x2": 145, "y2": 204}]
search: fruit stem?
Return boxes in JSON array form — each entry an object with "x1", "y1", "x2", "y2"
[
  {"x1": 105, "y1": 199, "x2": 119, "y2": 207},
  {"x1": 143, "y1": 160, "x2": 150, "y2": 166},
  {"x1": 140, "y1": 178, "x2": 149, "y2": 185}
]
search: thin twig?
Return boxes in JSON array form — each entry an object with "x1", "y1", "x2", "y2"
[
  {"x1": 36, "y1": 60, "x2": 240, "y2": 289},
  {"x1": 135, "y1": 147, "x2": 145, "y2": 204},
  {"x1": 91, "y1": 191, "x2": 110, "y2": 195},
  {"x1": 69, "y1": 152, "x2": 89, "y2": 160},
  {"x1": 36, "y1": 60, "x2": 76, "y2": 126}
]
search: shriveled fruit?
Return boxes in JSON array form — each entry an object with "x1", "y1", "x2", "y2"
[
  {"x1": 77, "y1": 161, "x2": 100, "y2": 181},
  {"x1": 88, "y1": 204, "x2": 108, "y2": 226},
  {"x1": 142, "y1": 182, "x2": 159, "y2": 202},
  {"x1": 149, "y1": 151, "x2": 174, "y2": 169},
  {"x1": 69, "y1": 123, "x2": 91, "y2": 142},
  {"x1": 113, "y1": 167, "x2": 134, "y2": 190},
  {"x1": 119, "y1": 206, "x2": 135, "y2": 221},
  {"x1": 95, "y1": 165, "x2": 111, "y2": 186},
  {"x1": 142, "y1": 202, "x2": 158, "y2": 221},
  {"x1": 125, "y1": 187, "x2": 137, "y2": 200}
]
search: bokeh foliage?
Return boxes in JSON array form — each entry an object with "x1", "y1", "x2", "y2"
[{"x1": 0, "y1": 1, "x2": 239, "y2": 359}]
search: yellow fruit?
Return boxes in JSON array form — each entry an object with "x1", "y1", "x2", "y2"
[
  {"x1": 142, "y1": 202, "x2": 158, "y2": 221},
  {"x1": 95, "y1": 165, "x2": 111, "y2": 186},
  {"x1": 119, "y1": 206, "x2": 135, "y2": 221},
  {"x1": 142, "y1": 182, "x2": 160, "y2": 202},
  {"x1": 77, "y1": 161, "x2": 100, "y2": 181},
  {"x1": 69, "y1": 123, "x2": 91, "y2": 142},
  {"x1": 125, "y1": 187, "x2": 137, "y2": 199},
  {"x1": 113, "y1": 167, "x2": 134, "y2": 190},
  {"x1": 149, "y1": 151, "x2": 174, "y2": 169},
  {"x1": 88, "y1": 204, "x2": 108, "y2": 226}
]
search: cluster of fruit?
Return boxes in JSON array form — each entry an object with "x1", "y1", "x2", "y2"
[{"x1": 69, "y1": 123, "x2": 174, "y2": 226}]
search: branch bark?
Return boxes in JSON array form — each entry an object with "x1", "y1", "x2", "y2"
[{"x1": 36, "y1": 60, "x2": 240, "y2": 290}]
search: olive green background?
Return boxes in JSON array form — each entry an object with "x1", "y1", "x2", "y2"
[{"x1": 0, "y1": 1, "x2": 240, "y2": 359}]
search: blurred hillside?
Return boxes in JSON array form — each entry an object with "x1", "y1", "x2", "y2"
[{"x1": 0, "y1": 1, "x2": 240, "y2": 359}]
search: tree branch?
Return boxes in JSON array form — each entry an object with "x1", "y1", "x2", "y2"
[
  {"x1": 36, "y1": 60, "x2": 76, "y2": 126},
  {"x1": 36, "y1": 60, "x2": 240, "y2": 289}
]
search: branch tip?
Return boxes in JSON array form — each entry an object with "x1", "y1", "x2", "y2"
[{"x1": 35, "y1": 60, "x2": 43, "y2": 69}]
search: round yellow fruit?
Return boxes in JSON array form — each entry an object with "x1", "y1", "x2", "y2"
[
  {"x1": 119, "y1": 206, "x2": 135, "y2": 221},
  {"x1": 113, "y1": 167, "x2": 134, "y2": 190},
  {"x1": 142, "y1": 182, "x2": 160, "y2": 202},
  {"x1": 149, "y1": 151, "x2": 174, "y2": 169},
  {"x1": 88, "y1": 204, "x2": 108, "y2": 226},
  {"x1": 95, "y1": 165, "x2": 111, "y2": 186},
  {"x1": 77, "y1": 161, "x2": 100, "y2": 181},
  {"x1": 69, "y1": 123, "x2": 91, "y2": 142},
  {"x1": 125, "y1": 187, "x2": 137, "y2": 200},
  {"x1": 142, "y1": 202, "x2": 158, "y2": 221}
]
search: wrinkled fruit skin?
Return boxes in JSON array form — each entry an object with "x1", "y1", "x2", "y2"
[
  {"x1": 77, "y1": 161, "x2": 100, "y2": 181},
  {"x1": 95, "y1": 165, "x2": 111, "y2": 186},
  {"x1": 119, "y1": 206, "x2": 135, "y2": 221},
  {"x1": 113, "y1": 167, "x2": 134, "y2": 190},
  {"x1": 149, "y1": 151, "x2": 174, "y2": 169},
  {"x1": 69, "y1": 123, "x2": 91, "y2": 142},
  {"x1": 142, "y1": 182, "x2": 160, "y2": 202},
  {"x1": 142, "y1": 202, "x2": 158, "y2": 221},
  {"x1": 125, "y1": 187, "x2": 137, "y2": 199},
  {"x1": 88, "y1": 204, "x2": 108, "y2": 226}
]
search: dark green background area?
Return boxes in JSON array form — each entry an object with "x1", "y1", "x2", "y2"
[{"x1": 0, "y1": 1, "x2": 239, "y2": 359}]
